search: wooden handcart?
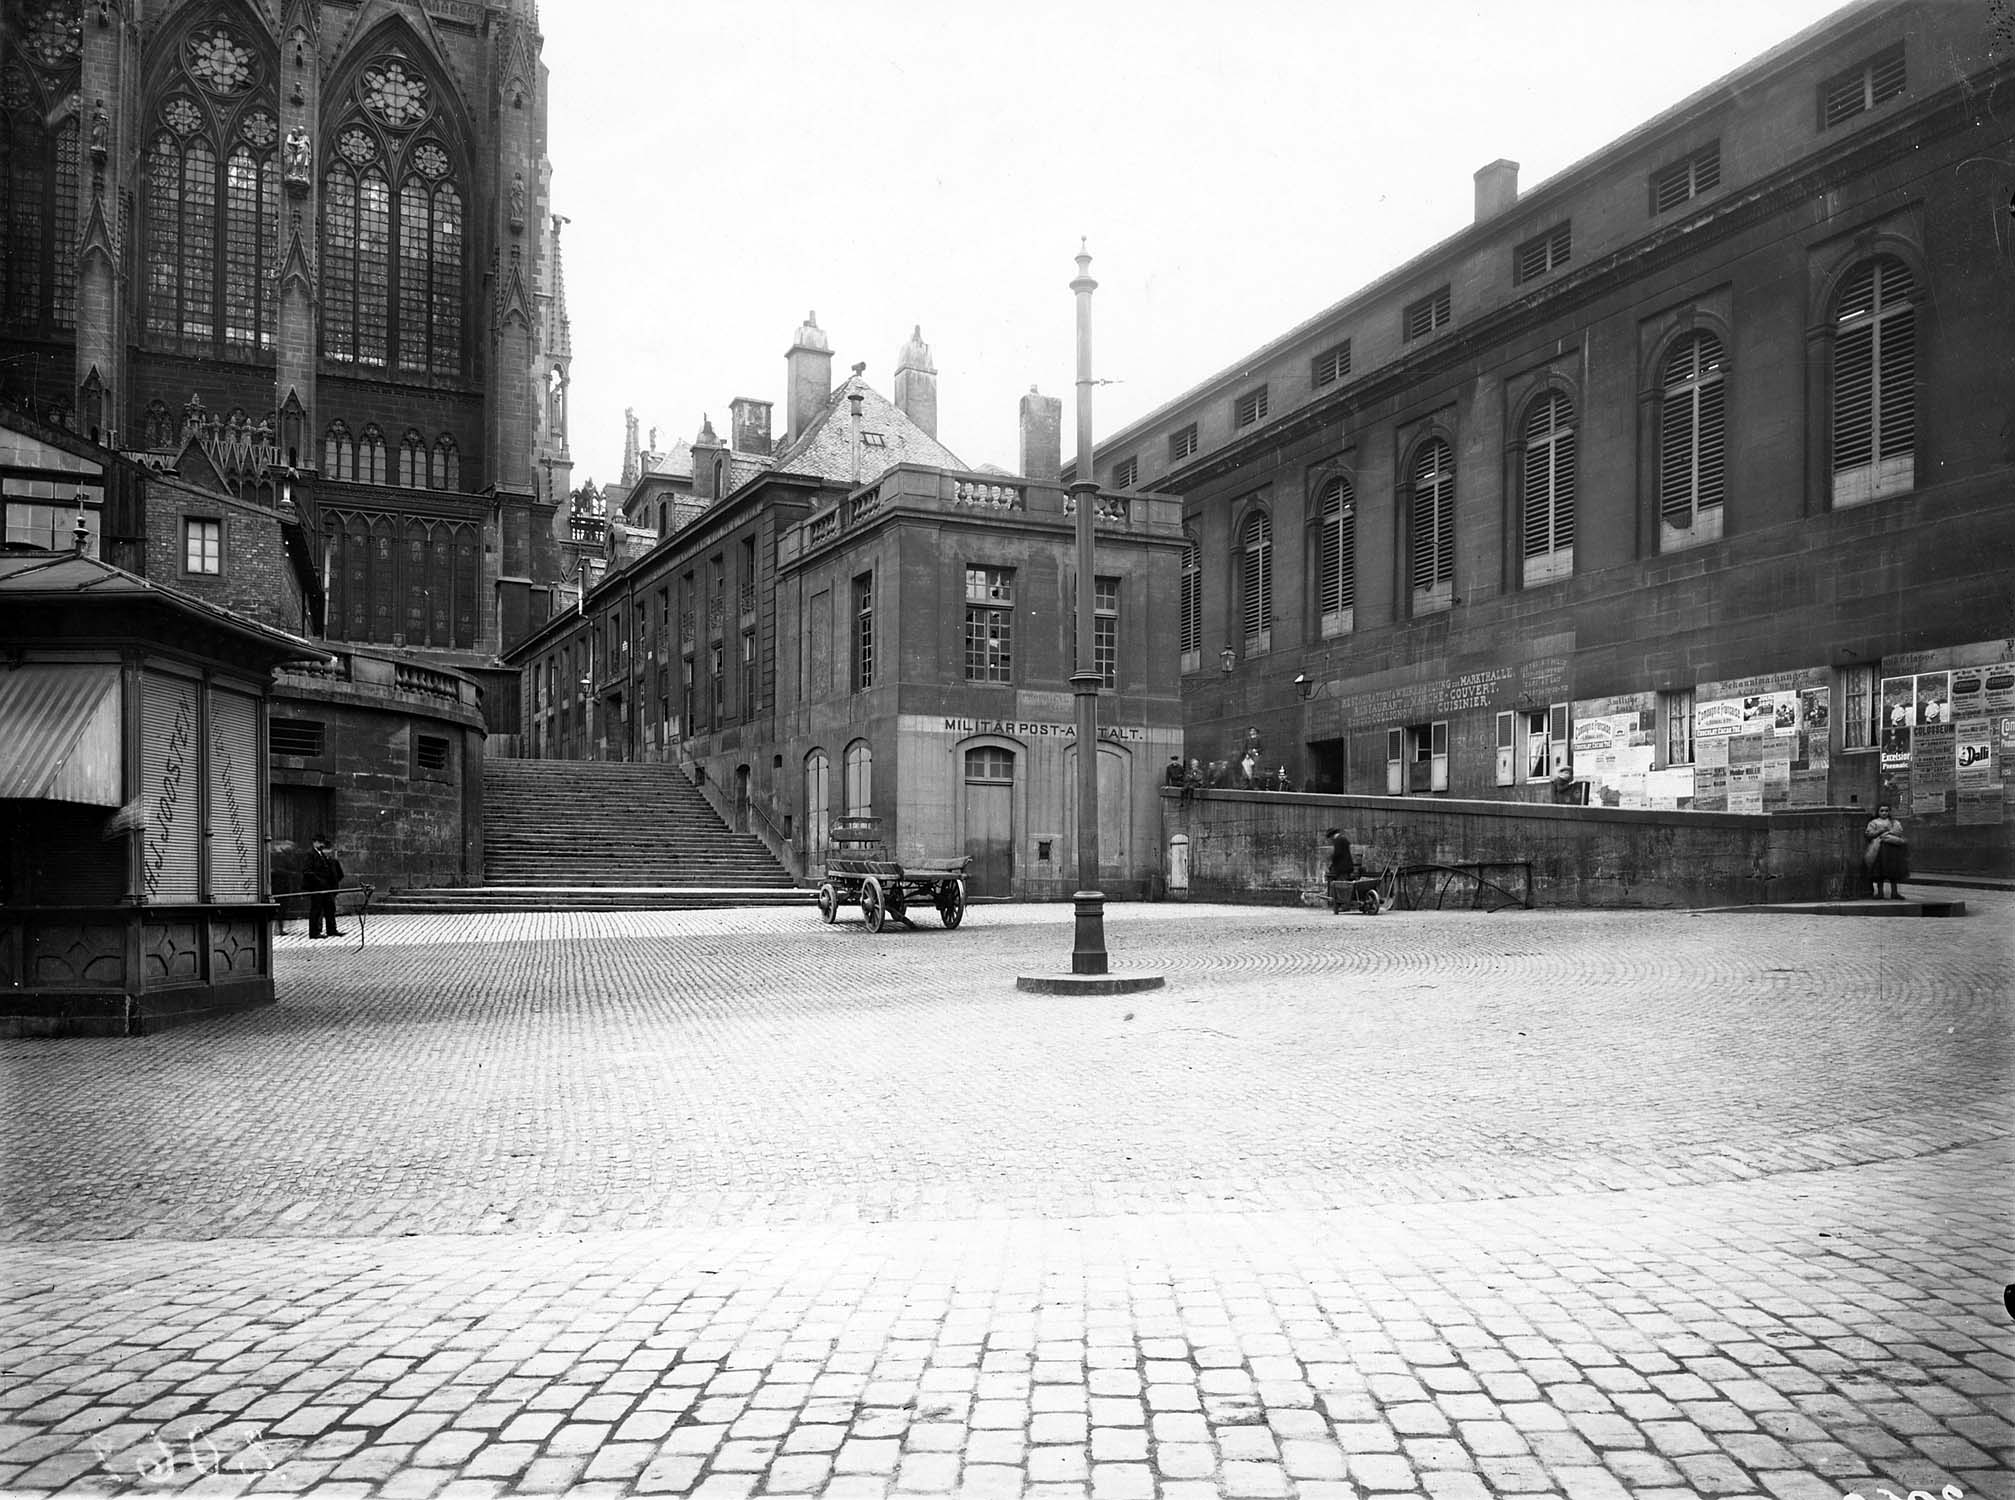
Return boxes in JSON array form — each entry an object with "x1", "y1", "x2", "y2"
[{"x1": 816, "y1": 816, "x2": 969, "y2": 933}]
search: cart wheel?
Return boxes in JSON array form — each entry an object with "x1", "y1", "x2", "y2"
[
  {"x1": 861, "y1": 875, "x2": 887, "y2": 934},
  {"x1": 817, "y1": 882, "x2": 838, "y2": 924},
  {"x1": 937, "y1": 877, "x2": 966, "y2": 929},
  {"x1": 1358, "y1": 886, "x2": 1382, "y2": 915}
]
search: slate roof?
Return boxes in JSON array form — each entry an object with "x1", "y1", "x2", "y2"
[{"x1": 766, "y1": 375, "x2": 964, "y2": 485}]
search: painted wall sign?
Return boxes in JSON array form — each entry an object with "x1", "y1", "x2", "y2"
[{"x1": 941, "y1": 717, "x2": 1145, "y2": 742}]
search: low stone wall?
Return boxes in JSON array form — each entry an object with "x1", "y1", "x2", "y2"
[{"x1": 1161, "y1": 789, "x2": 1866, "y2": 909}]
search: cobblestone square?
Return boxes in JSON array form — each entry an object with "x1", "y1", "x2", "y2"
[{"x1": 2, "y1": 898, "x2": 2010, "y2": 1498}]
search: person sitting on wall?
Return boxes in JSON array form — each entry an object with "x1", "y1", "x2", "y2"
[
  {"x1": 1165, "y1": 756, "x2": 1187, "y2": 788},
  {"x1": 304, "y1": 834, "x2": 346, "y2": 939}
]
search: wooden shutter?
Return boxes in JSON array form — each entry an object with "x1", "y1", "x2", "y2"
[
  {"x1": 1833, "y1": 321, "x2": 1876, "y2": 474},
  {"x1": 1241, "y1": 513, "x2": 1271, "y2": 638},
  {"x1": 1178, "y1": 537, "x2": 1200, "y2": 656},
  {"x1": 140, "y1": 672, "x2": 202, "y2": 903},
  {"x1": 1660, "y1": 335, "x2": 1723, "y2": 521},
  {"x1": 1318, "y1": 476, "x2": 1354, "y2": 614},
  {"x1": 1410, "y1": 440, "x2": 1454, "y2": 590},
  {"x1": 207, "y1": 687, "x2": 261, "y2": 902},
  {"x1": 1522, "y1": 394, "x2": 1574, "y2": 557}
]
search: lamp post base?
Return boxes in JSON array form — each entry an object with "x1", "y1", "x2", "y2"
[{"x1": 1015, "y1": 889, "x2": 1166, "y2": 994}]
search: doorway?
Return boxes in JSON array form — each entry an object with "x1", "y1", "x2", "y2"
[
  {"x1": 734, "y1": 764, "x2": 750, "y2": 832},
  {"x1": 962, "y1": 746, "x2": 1015, "y2": 897}
]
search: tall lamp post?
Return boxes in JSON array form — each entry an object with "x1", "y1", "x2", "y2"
[{"x1": 1018, "y1": 242, "x2": 1163, "y2": 996}]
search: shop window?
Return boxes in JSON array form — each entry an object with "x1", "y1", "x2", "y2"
[{"x1": 1388, "y1": 722, "x2": 1447, "y2": 795}]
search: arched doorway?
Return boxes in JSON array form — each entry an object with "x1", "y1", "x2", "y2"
[
  {"x1": 962, "y1": 746, "x2": 1015, "y2": 897},
  {"x1": 804, "y1": 750, "x2": 830, "y2": 869}
]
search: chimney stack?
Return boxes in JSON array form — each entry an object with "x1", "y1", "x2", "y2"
[
  {"x1": 729, "y1": 397, "x2": 772, "y2": 456},
  {"x1": 894, "y1": 325, "x2": 938, "y2": 439},
  {"x1": 1019, "y1": 386, "x2": 1063, "y2": 482},
  {"x1": 693, "y1": 414, "x2": 726, "y2": 502},
  {"x1": 1474, "y1": 159, "x2": 1519, "y2": 223},
  {"x1": 785, "y1": 312, "x2": 833, "y2": 449}
]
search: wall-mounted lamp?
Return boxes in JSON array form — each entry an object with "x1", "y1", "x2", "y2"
[
  {"x1": 1220, "y1": 644, "x2": 1236, "y2": 674},
  {"x1": 1295, "y1": 673, "x2": 1312, "y2": 701}
]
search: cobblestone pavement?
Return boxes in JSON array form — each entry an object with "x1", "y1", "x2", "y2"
[{"x1": 2, "y1": 899, "x2": 2010, "y2": 1499}]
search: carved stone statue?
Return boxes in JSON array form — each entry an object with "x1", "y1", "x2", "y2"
[
  {"x1": 282, "y1": 127, "x2": 311, "y2": 192},
  {"x1": 508, "y1": 171, "x2": 526, "y2": 228}
]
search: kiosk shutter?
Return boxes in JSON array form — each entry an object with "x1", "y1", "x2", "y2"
[
  {"x1": 208, "y1": 687, "x2": 261, "y2": 902},
  {"x1": 140, "y1": 672, "x2": 202, "y2": 903}
]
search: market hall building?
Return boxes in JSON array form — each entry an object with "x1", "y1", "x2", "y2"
[
  {"x1": 504, "y1": 320, "x2": 1186, "y2": 900},
  {"x1": 1071, "y1": 0, "x2": 2015, "y2": 877}
]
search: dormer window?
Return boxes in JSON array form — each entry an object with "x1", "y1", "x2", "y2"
[{"x1": 1820, "y1": 42, "x2": 1905, "y2": 129}]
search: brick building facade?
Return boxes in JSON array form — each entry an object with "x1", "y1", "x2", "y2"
[{"x1": 1073, "y1": 0, "x2": 2015, "y2": 875}]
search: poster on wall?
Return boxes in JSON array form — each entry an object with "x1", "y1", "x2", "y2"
[
  {"x1": 1981, "y1": 666, "x2": 2015, "y2": 714},
  {"x1": 1693, "y1": 735, "x2": 1730, "y2": 810},
  {"x1": 1726, "y1": 760, "x2": 1765, "y2": 813},
  {"x1": 1881, "y1": 676, "x2": 1915, "y2": 755},
  {"x1": 1911, "y1": 722, "x2": 1955, "y2": 816},
  {"x1": 1645, "y1": 765, "x2": 1695, "y2": 806},
  {"x1": 1790, "y1": 687, "x2": 1831, "y2": 805}
]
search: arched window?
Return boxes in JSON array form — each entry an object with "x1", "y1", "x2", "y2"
[
  {"x1": 1831, "y1": 255, "x2": 1915, "y2": 505},
  {"x1": 322, "y1": 419, "x2": 354, "y2": 480},
  {"x1": 321, "y1": 51, "x2": 463, "y2": 374},
  {"x1": 140, "y1": 22, "x2": 277, "y2": 355},
  {"x1": 431, "y1": 434, "x2": 459, "y2": 491},
  {"x1": 1238, "y1": 510, "x2": 1271, "y2": 651},
  {"x1": 142, "y1": 400, "x2": 176, "y2": 449},
  {"x1": 1521, "y1": 393, "x2": 1575, "y2": 583},
  {"x1": 1315, "y1": 475, "x2": 1355, "y2": 630},
  {"x1": 804, "y1": 749, "x2": 831, "y2": 866},
  {"x1": 398, "y1": 428, "x2": 425, "y2": 488},
  {"x1": 358, "y1": 424, "x2": 387, "y2": 485},
  {"x1": 843, "y1": 740, "x2": 873, "y2": 817},
  {"x1": 1409, "y1": 438, "x2": 1455, "y2": 606},
  {"x1": 1659, "y1": 332, "x2": 1725, "y2": 532},
  {"x1": 1, "y1": 5, "x2": 81, "y2": 333},
  {"x1": 1178, "y1": 530, "x2": 1201, "y2": 672}
]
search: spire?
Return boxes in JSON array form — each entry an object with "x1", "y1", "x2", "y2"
[
  {"x1": 546, "y1": 214, "x2": 573, "y2": 360},
  {"x1": 621, "y1": 408, "x2": 641, "y2": 485}
]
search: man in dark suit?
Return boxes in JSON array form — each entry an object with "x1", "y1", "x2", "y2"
[{"x1": 304, "y1": 835, "x2": 345, "y2": 939}]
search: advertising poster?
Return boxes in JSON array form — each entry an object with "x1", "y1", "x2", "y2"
[
  {"x1": 1983, "y1": 665, "x2": 2015, "y2": 714},
  {"x1": 1790, "y1": 687, "x2": 1831, "y2": 804},
  {"x1": 1693, "y1": 735, "x2": 1729, "y2": 810},
  {"x1": 1697, "y1": 698, "x2": 1745, "y2": 739},
  {"x1": 1956, "y1": 732, "x2": 1994, "y2": 789},
  {"x1": 1645, "y1": 765, "x2": 1695, "y2": 807},
  {"x1": 1881, "y1": 676, "x2": 1914, "y2": 755},
  {"x1": 2001, "y1": 715, "x2": 2015, "y2": 779},
  {"x1": 1726, "y1": 760, "x2": 1765, "y2": 813},
  {"x1": 1911, "y1": 722, "x2": 1954, "y2": 815},
  {"x1": 1914, "y1": 671, "x2": 1952, "y2": 726}
]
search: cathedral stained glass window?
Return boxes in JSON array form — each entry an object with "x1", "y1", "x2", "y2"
[
  {"x1": 141, "y1": 18, "x2": 275, "y2": 356},
  {"x1": 321, "y1": 54, "x2": 463, "y2": 376},
  {"x1": 2, "y1": 1, "x2": 81, "y2": 333}
]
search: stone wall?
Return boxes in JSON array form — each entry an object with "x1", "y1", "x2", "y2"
[{"x1": 1162, "y1": 789, "x2": 1866, "y2": 909}]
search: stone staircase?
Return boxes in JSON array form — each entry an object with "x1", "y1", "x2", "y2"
[{"x1": 381, "y1": 759, "x2": 808, "y2": 913}]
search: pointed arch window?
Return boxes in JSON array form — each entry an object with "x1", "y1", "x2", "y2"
[
  {"x1": 1315, "y1": 474, "x2": 1356, "y2": 633},
  {"x1": 1658, "y1": 332, "x2": 1725, "y2": 542},
  {"x1": 1409, "y1": 438, "x2": 1455, "y2": 611},
  {"x1": 142, "y1": 400, "x2": 177, "y2": 450},
  {"x1": 357, "y1": 425, "x2": 387, "y2": 485},
  {"x1": 140, "y1": 22, "x2": 277, "y2": 356},
  {"x1": 398, "y1": 428, "x2": 426, "y2": 487},
  {"x1": 431, "y1": 434, "x2": 459, "y2": 492},
  {"x1": 1, "y1": 3, "x2": 82, "y2": 333},
  {"x1": 1178, "y1": 531, "x2": 1202, "y2": 673},
  {"x1": 323, "y1": 420, "x2": 354, "y2": 480},
  {"x1": 321, "y1": 53, "x2": 464, "y2": 375},
  {"x1": 1831, "y1": 255, "x2": 1915, "y2": 506},
  {"x1": 1520, "y1": 392, "x2": 1576, "y2": 584},
  {"x1": 1238, "y1": 509, "x2": 1272, "y2": 654}
]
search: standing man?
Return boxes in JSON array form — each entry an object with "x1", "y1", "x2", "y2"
[{"x1": 304, "y1": 834, "x2": 346, "y2": 939}]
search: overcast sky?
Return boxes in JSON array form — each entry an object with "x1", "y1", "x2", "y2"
[{"x1": 540, "y1": 0, "x2": 1852, "y2": 490}]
